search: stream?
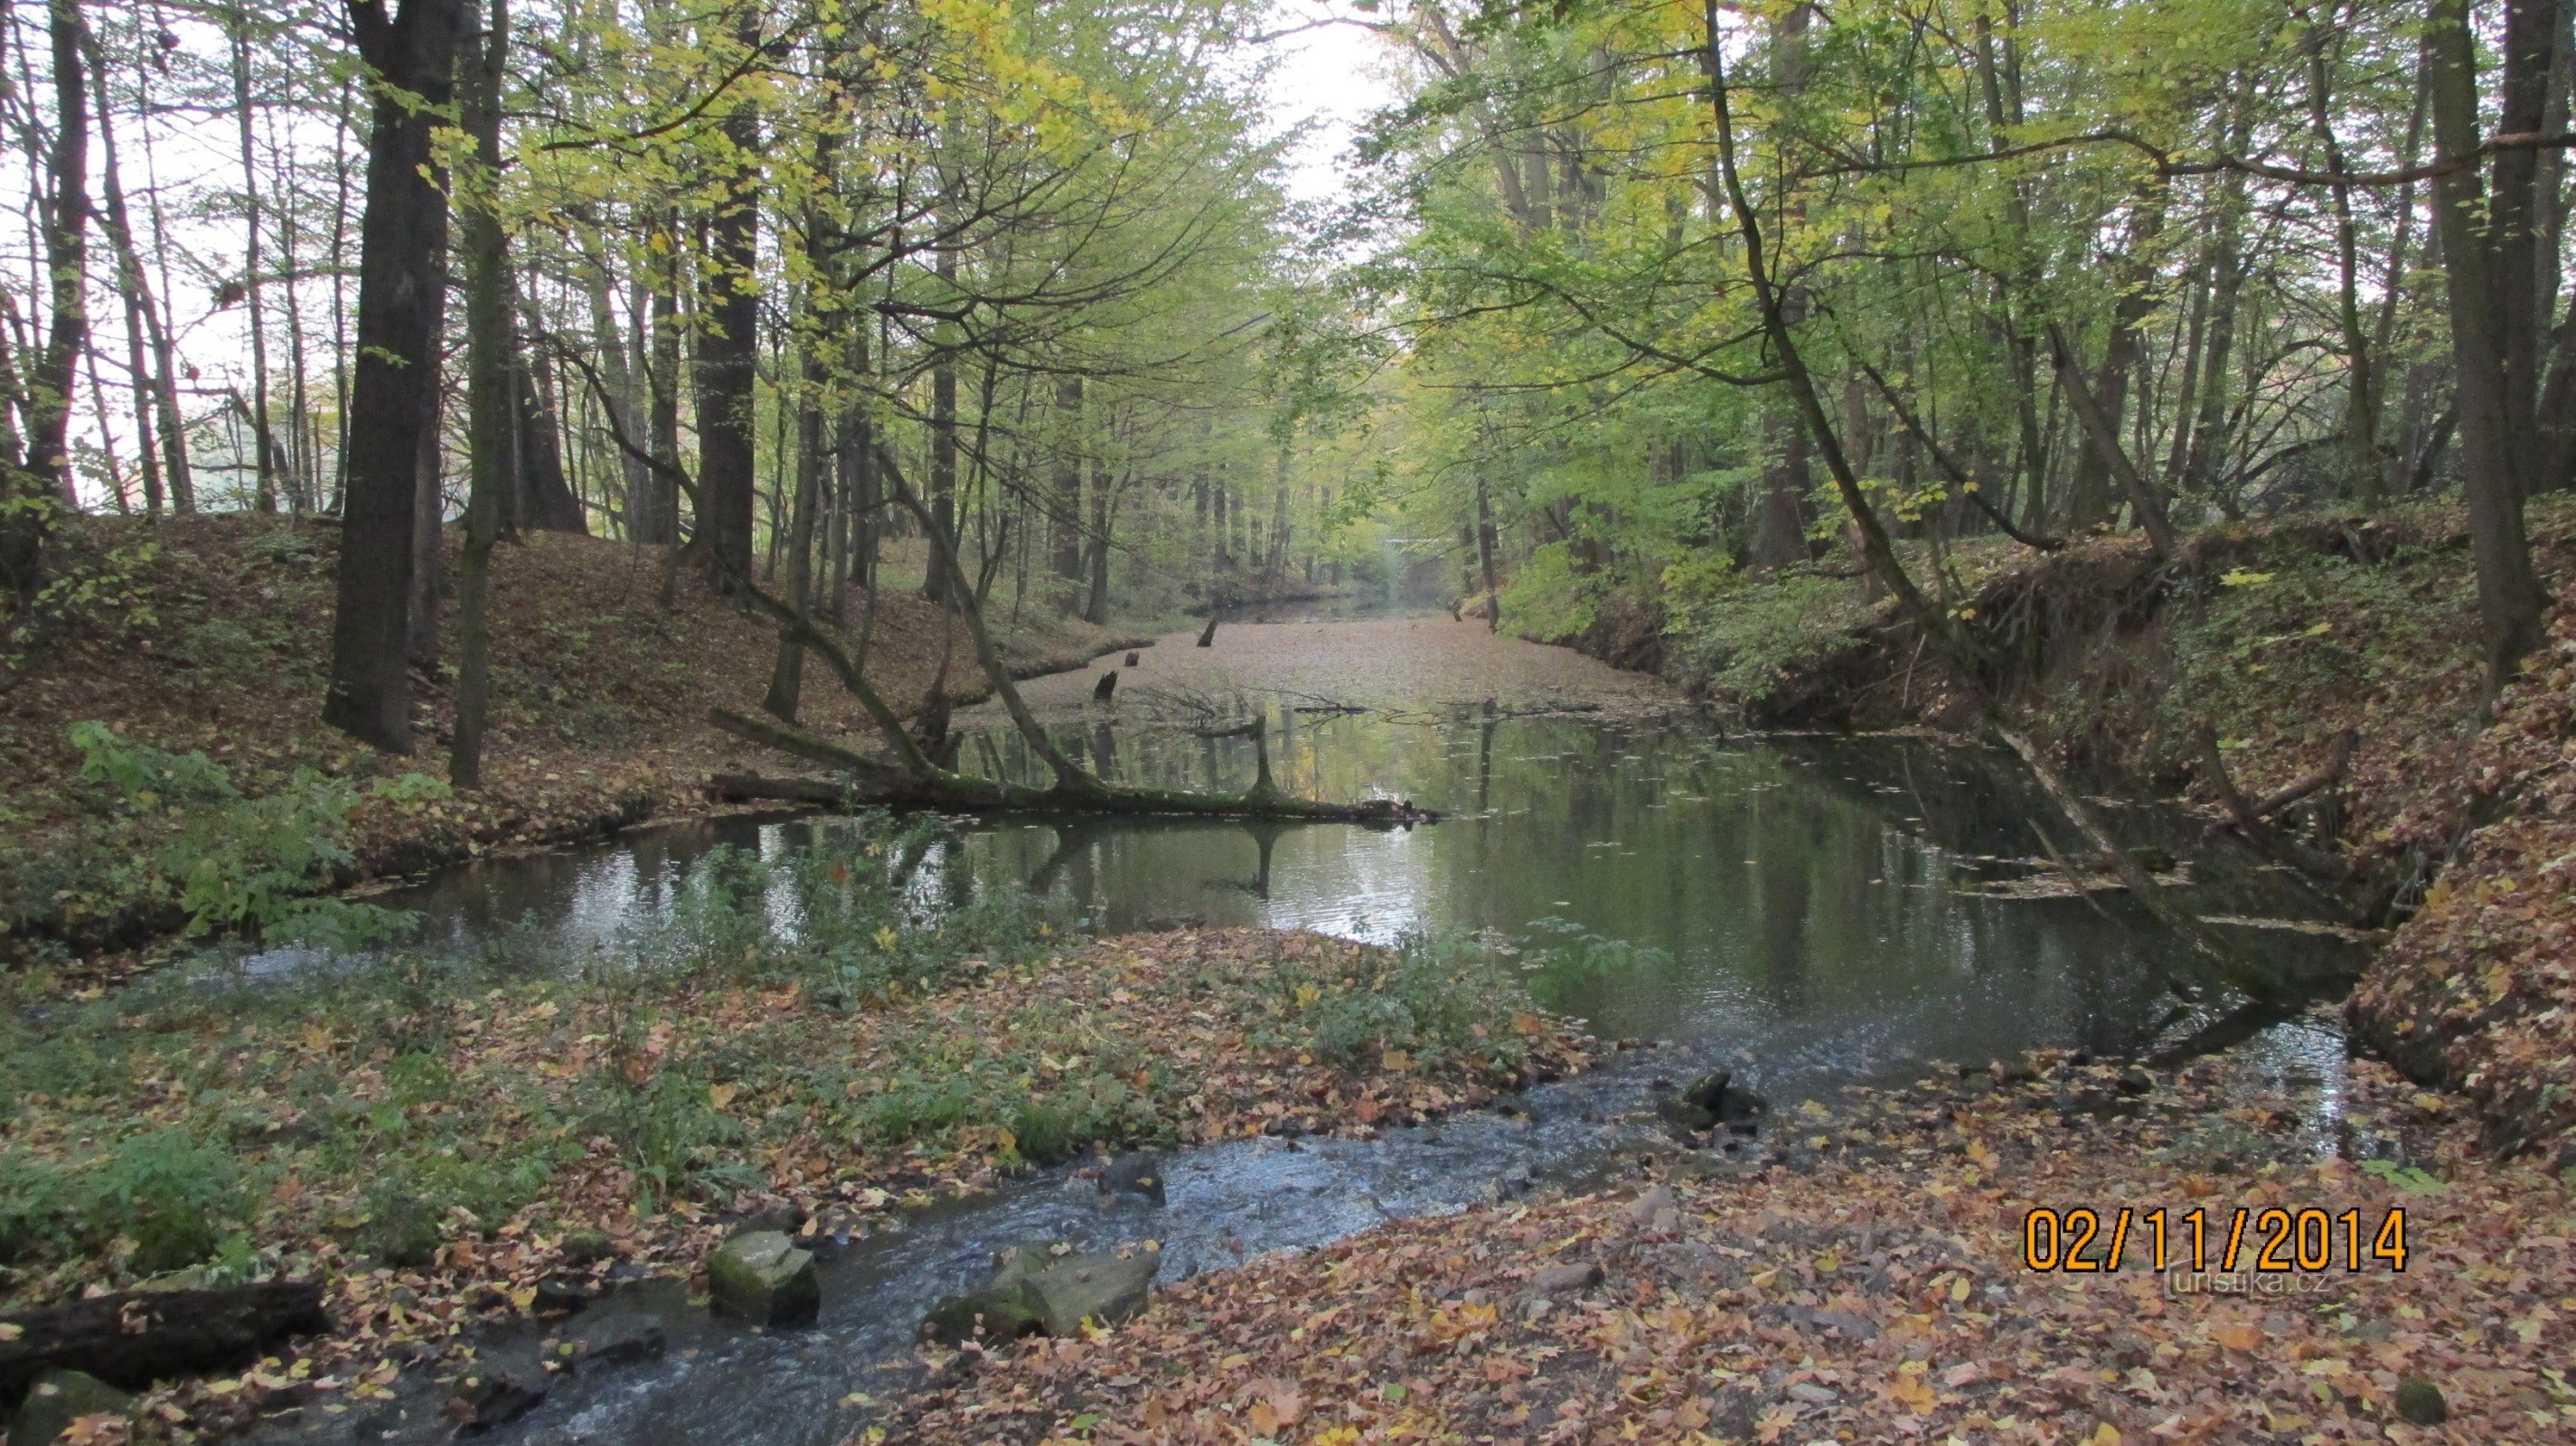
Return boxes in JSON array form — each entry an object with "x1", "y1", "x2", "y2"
[{"x1": 249, "y1": 619, "x2": 2368, "y2": 1446}]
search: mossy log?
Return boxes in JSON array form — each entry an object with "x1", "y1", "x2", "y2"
[{"x1": 0, "y1": 1282, "x2": 328, "y2": 1404}]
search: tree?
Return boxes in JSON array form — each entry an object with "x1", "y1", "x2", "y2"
[
  {"x1": 322, "y1": 0, "x2": 470, "y2": 753},
  {"x1": 2426, "y1": 0, "x2": 2554, "y2": 691}
]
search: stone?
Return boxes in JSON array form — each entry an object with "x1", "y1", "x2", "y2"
[
  {"x1": 1681, "y1": 1072, "x2": 1732, "y2": 1113},
  {"x1": 2393, "y1": 1376, "x2": 2447, "y2": 1425},
  {"x1": 1018, "y1": 1245, "x2": 1162, "y2": 1335},
  {"x1": 1655, "y1": 1093, "x2": 1717, "y2": 1137},
  {"x1": 920, "y1": 1291, "x2": 1045, "y2": 1345},
  {"x1": 1716, "y1": 1085, "x2": 1768, "y2": 1136},
  {"x1": 10, "y1": 1368, "x2": 131, "y2": 1445},
  {"x1": 568, "y1": 1311, "x2": 667, "y2": 1366},
  {"x1": 531, "y1": 1276, "x2": 594, "y2": 1316},
  {"x1": 1527, "y1": 1261, "x2": 1603, "y2": 1294},
  {"x1": 1124, "y1": 652, "x2": 1141, "y2": 666},
  {"x1": 1624, "y1": 1185, "x2": 1678, "y2": 1228},
  {"x1": 558, "y1": 1230, "x2": 616, "y2": 1266},
  {"x1": 707, "y1": 1230, "x2": 820, "y2": 1328},
  {"x1": 443, "y1": 1369, "x2": 545, "y2": 1430},
  {"x1": 731, "y1": 1202, "x2": 807, "y2": 1237},
  {"x1": 1786, "y1": 1381, "x2": 1838, "y2": 1405},
  {"x1": 1098, "y1": 1151, "x2": 1169, "y2": 1206},
  {"x1": 2117, "y1": 1067, "x2": 2155, "y2": 1096}
]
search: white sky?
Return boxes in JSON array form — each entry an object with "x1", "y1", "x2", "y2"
[{"x1": 1246, "y1": 1, "x2": 1406, "y2": 208}]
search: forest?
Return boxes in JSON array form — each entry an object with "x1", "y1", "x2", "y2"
[{"x1": 4, "y1": 0, "x2": 2576, "y2": 1441}]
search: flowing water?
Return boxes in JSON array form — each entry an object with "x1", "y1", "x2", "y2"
[{"x1": 250, "y1": 620, "x2": 2366, "y2": 1445}]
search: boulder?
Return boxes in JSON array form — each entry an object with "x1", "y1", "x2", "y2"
[
  {"x1": 1098, "y1": 1151, "x2": 1168, "y2": 1206},
  {"x1": 531, "y1": 1276, "x2": 593, "y2": 1316},
  {"x1": 557, "y1": 1230, "x2": 617, "y2": 1267},
  {"x1": 1526, "y1": 1261, "x2": 1603, "y2": 1295},
  {"x1": 443, "y1": 1369, "x2": 545, "y2": 1430},
  {"x1": 920, "y1": 1241, "x2": 1165, "y2": 1342},
  {"x1": 919, "y1": 1291, "x2": 1044, "y2": 1346},
  {"x1": 707, "y1": 1231, "x2": 820, "y2": 1329},
  {"x1": 1655, "y1": 1092, "x2": 1717, "y2": 1138},
  {"x1": 568, "y1": 1311, "x2": 667, "y2": 1366},
  {"x1": 9, "y1": 1368, "x2": 130, "y2": 1445},
  {"x1": 1624, "y1": 1185, "x2": 1678, "y2": 1230},
  {"x1": 1024, "y1": 1248, "x2": 1160, "y2": 1334}
]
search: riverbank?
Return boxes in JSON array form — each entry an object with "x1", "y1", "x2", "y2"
[
  {"x1": 0, "y1": 889, "x2": 1589, "y2": 1437},
  {"x1": 1522, "y1": 501, "x2": 2576, "y2": 1165},
  {"x1": 0, "y1": 515, "x2": 1147, "y2": 968},
  {"x1": 893, "y1": 1017, "x2": 2571, "y2": 1444},
  {"x1": 856, "y1": 514, "x2": 2576, "y2": 1446}
]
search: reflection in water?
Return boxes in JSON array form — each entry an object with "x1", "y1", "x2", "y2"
[
  {"x1": 238, "y1": 713, "x2": 2373, "y2": 1446},
  {"x1": 336, "y1": 711, "x2": 2364, "y2": 1096}
]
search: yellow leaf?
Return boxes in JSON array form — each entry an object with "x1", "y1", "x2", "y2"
[
  {"x1": 1381, "y1": 1049, "x2": 1411, "y2": 1073},
  {"x1": 2089, "y1": 1424, "x2": 2122, "y2": 1446},
  {"x1": 1949, "y1": 1275, "x2": 1970, "y2": 1302},
  {"x1": 709, "y1": 1083, "x2": 738, "y2": 1111},
  {"x1": 0, "y1": 1323, "x2": 20, "y2": 1342}
]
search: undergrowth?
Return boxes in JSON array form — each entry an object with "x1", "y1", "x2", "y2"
[
  {"x1": 0, "y1": 812, "x2": 1566, "y2": 1309},
  {"x1": 2, "y1": 721, "x2": 448, "y2": 954}
]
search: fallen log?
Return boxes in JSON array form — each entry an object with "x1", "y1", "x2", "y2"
[
  {"x1": 708, "y1": 773, "x2": 875, "y2": 806},
  {"x1": 1991, "y1": 724, "x2": 2296, "y2": 1000},
  {"x1": 707, "y1": 708, "x2": 1436, "y2": 825},
  {"x1": 2191, "y1": 724, "x2": 2355, "y2": 881},
  {"x1": 2249, "y1": 728, "x2": 2360, "y2": 820},
  {"x1": 1, "y1": 1282, "x2": 329, "y2": 1404}
]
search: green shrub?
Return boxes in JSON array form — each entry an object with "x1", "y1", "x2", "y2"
[
  {"x1": 56, "y1": 721, "x2": 446, "y2": 947},
  {"x1": 1304, "y1": 934, "x2": 1537, "y2": 1075},
  {"x1": 1499, "y1": 542, "x2": 1607, "y2": 643},
  {"x1": 1664, "y1": 569, "x2": 1872, "y2": 703}
]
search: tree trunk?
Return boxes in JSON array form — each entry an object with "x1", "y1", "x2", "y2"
[
  {"x1": 405, "y1": 386, "x2": 444, "y2": 667},
  {"x1": 512, "y1": 324, "x2": 584, "y2": 531},
  {"x1": 87, "y1": 29, "x2": 169, "y2": 515},
  {"x1": 2428, "y1": 0, "x2": 2552, "y2": 691},
  {"x1": 689, "y1": 25, "x2": 761, "y2": 593},
  {"x1": 923, "y1": 251, "x2": 961, "y2": 605},
  {"x1": 1084, "y1": 462, "x2": 1113, "y2": 624},
  {"x1": 324, "y1": 0, "x2": 469, "y2": 753},
  {"x1": 4, "y1": 0, "x2": 91, "y2": 605},
  {"x1": 1051, "y1": 375, "x2": 1084, "y2": 595},
  {"x1": 2305, "y1": 15, "x2": 2382, "y2": 504},
  {"x1": 448, "y1": 0, "x2": 508, "y2": 789}
]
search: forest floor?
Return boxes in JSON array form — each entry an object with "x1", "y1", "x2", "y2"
[
  {"x1": 0, "y1": 513, "x2": 1148, "y2": 969},
  {"x1": 0, "y1": 918, "x2": 1589, "y2": 1439},
  {"x1": 894, "y1": 1032, "x2": 2568, "y2": 1445}
]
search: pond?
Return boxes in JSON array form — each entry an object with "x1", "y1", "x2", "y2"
[{"x1": 249, "y1": 621, "x2": 2365, "y2": 1445}]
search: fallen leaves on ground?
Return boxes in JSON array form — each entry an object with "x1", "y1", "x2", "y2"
[
  {"x1": 4, "y1": 928, "x2": 1587, "y2": 1439},
  {"x1": 886, "y1": 1036, "x2": 2573, "y2": 1445}
]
